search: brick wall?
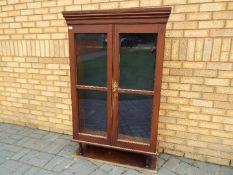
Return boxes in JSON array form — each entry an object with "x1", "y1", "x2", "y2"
[{"x1": 0, "y1": 0, "x2": 233, "y2": 166}]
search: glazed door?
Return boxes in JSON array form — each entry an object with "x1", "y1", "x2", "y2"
[
  {"x1": 70, "y1": 25, "x2": 113, "y2": 145},
  {"x1": 112, "y1": 24, "x2": 164, "y2": 154}
]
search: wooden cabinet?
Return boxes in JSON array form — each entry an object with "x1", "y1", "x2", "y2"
[{"x1": 63, "y1": 7, "x2": 171, "y2": 169}]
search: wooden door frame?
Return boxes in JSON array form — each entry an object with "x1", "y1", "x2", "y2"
[
  {"x1": 63, "y1": 7, "x2": 171, "y2": 155},
  {"x1": 68, "y1": 25, "x2": 113, "y2": 145},
  {"x1": 112, "y1": 24, "x2": 165, "y2": 154}
]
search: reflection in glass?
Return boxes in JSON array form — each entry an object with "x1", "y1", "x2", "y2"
[
  {"x1": 78, "y1": 90, "x2": 107, "y2": 136},
  {"x1": 119, "y1": 33, "x2": 157, "y2": 91},
  {"x1": 76, "y1": 34, "x2": 107, "y2": 86},
  {"x1": 118, "y1": 94, "x2": 153, "y2": 143}
]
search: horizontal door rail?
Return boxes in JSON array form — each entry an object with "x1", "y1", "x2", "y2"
[
  {"x1": 76, "y1": 85, "x2": 107, "y2": 91},
  {"x1": 118, "y1": 88, "x2": 154, "y2": 95}
]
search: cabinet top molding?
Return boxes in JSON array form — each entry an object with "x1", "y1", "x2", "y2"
[{"x1": 63, "y1": 7, "x2": 171, "y2": 25}]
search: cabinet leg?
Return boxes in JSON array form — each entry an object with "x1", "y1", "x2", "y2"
[
  {"x1": 146, "y1": 156, "x2": 157, "y2": 170},
  {"x1": 79, "y1": 143, "x2": 84, "y2": 156}
]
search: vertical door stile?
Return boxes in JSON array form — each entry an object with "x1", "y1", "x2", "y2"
[
  {"x1": 69, "y1": 29, "x2": 79, "y2": 139},
  {"x1": 150, "y1": 25, "x2": 166, "y2": 152},
  {"x1": 111, "y1": 24, "x2": 160, "y2": 153},
  {"x1": 107, "y1": 24, "x2": 113, "y2": 144},
  {"x1": 111, "y1": 24, "x2": 119, "y2": 144}
]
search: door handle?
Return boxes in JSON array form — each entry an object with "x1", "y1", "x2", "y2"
[{"x1": 112, "y1": 80, "x2": 118, "y2": 93}]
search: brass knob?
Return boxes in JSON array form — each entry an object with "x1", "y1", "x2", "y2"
[{"x1": 112, "y1": 81, "x2": 118, "y2": 93}]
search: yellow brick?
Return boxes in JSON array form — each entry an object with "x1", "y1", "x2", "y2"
[
  {"x1": 180, "y1": 91, "x2": 201, "y2": 98},
  {"x1": 82, "y1": 3, "x2": 99, "y2": 10},
  {"x1": 210, "y1": 29, "x2": 233, "y2": 37},
  {"x1": 51, "y1": 33, "x2": 66, "y2": 39},
  {"x1": 91, "y1": 0, "x2": 108, "y2": 2},
  {"x1": 203, "y1": 93, "x2": 228, "y2": 101},
  {"x1": 202, "y1": 107, "x2": 225, "y2": 116},
  {"x1": 27, "y1": 2, "x2": 41, "y2": 9},
  {"x1": 193, "y1": 70, "x2": 217, "y2": 78},
  {"x1": 54, "y1": 81, "x2": 68, "y2": 87},
  {"x1": 170, "y1": 68, "x2": 192, "y2": 76},
  {"x1": 100, "y1": 2, "x2": 119, "y2": 9},
  {"x1": 181, "y1": 77, "x2": 204, "y2": 84},
  {"x1": 214, "y1": 101, "x2": 233, "y2": 110},
  {"x1": 56, "y1": 104, "x2": 69, "y2": 110},
  {"x1": 166, "y1": 124, "x2": 186, "y2": 131},
  {"x1": 34, "y1": 8, "x2": 48, "y2": 15},
  {"x1": 49, "y1": 118, "x2": 62, "y2": 124},
  {"x1": 163, "y1": 0, "x2": 186, "y2": 5},
  {"x1": 179, "y1": 39, "x2": 188, "y2": 60},
  {"x1": 166, "y1": 30, "x2": 183, "y2": 38},
  {"x1": 218, "y1": 71, "x2": 233, "y2": 78},
  {"x1": 163, "y1": 76, "x2": 180, "y2": 83},
  {"x1": 177, "y1": 118, "x2": 199, "y2": 126},
  {"x1": 205, "y1": 78, "x2": 230, "y2": 86},
  {"x1": 8, "y1": 10, "x2": 20, "y2": 16},
  {"x1": 65, "y1": 5, "x2": 82, "y2": 11},
  {"x1": 28, "y1": 15, "x2": 42, "y2": 21},
  {"x1": 21, "y1": 9, "x2": 33, "y2": 16},
  {"x1": 14, "y1": 3, "x2": 26, "y2": 10},
  {"x1": 188, "y1": 140, "x2": 207, "y2": 148},
  {"x1": 207, "y1": 62, "x2": 232, "y2": 70},
  {"x1": 57, "y1": 0, "x2": 73, "y2": 6},
  {"x1": 50, "y1": 20, "x2": 65, "y2": 27},
  {"x1": 211, "y1": 38, "x2": 222, "y2": 61},
  {"x1": 184, "y1": 30, "x2": 209, "y2": 37},
  {"x1": 37, "y1": 34, "x2": 50, "y2": 40},
  {"x1": 207, "y1": 157, "x2": 230, "y2": 166},
  {"x1": 213, "y1": 116, "x2": 233, "y2": 125},
  {"x1": 199, "y1": 20, "x2": 224, "y2": 29},
  {"x1": 175, "y1": 4, "x2": 199, "y2": 13},
  {"x1": 169, "y1": 83, "x2": 190, "y2": 91},
  {"x1": 189, "y1": 113, "x2": 211, "y2": 121},
  {"x1": 199, "y1": 121, "x2": 222, "y2": 130},
  {"x1": 165, "y1": 136, "x2": 185, "y2": 144},
  {"x1": 215, "y1": 11, "x2": 233, "y2": 20},
  {"x1": 2, "y1": 5, "x2": 14, "y2": 11},
  {"x1": 160, "y1": 103, "x2": 177, "y2": 110},
  {"x1": 173, "y1": 21, "x2": 198, "y2": 29},
  {"x1": 171, "y1": 39, "x2": 179, "y2": 59},
  {"x1": 140, "y1": 0, "x2": 162, "y2": 6},
  {"x1": 188, "y1": 0, "x2": 212, "y2": 3},
  {"x1": 211, "y1": 130, "x2": 233, "y2": 139},
  {"x1": 169, "y1": 13, "x2": 185, "y2": 22},
  {"x1": 200, "y1": 2, "x2": 226, "y2": 11},
  {"x1": 164, "y1": 61, "x2": 182, "y2": 68},
  {"x1": 191, "y1": 99, "x2": 213, "y2": 107},
  {"x1": 43, "y1": 27, "x2": 57, "y2": 33},
  {"x1": 175, "y1": 145, "x2": 195, "y2": 154},
  {"x1": 183, "y1": 62, "x2": 206, "y2": 69},
  {"x1": 119, "y1": 1, "x2": 139, "y2": 8},
  {"x1": 187, "y1": 12, "x2": 211, "y2": 20},
  {"x1": 42, "y1": 14, "x2": 57, "y2": 20},
  {"x1": 221, "y1": 39, "x2": 231, "y2": 61},
  {"x1": 167, "y1": 97, "x2": 189, "y2": 105}
]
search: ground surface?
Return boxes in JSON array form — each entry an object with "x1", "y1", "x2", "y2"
[{"x1": 0, "y1": 123, "x2": 232, "y2": 175}]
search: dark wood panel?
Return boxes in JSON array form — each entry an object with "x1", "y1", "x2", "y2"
[{"x1": 63, "y1": 7, "x2": 171, "y2": 25}]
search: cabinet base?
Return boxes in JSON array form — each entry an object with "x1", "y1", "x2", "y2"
[{"x1": 76, "y1": 143, "x2": 157, "y2": 170}]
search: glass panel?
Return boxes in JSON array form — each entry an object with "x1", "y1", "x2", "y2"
[
  {"x1": 118, "y1": 93, "x2": 153, "y2": 143},
  {"x1": 119, "y1": 33, "x2": 157, "y2": 91},
  {"x1": 76, "y1": 33, "x2": 107, "y2": 86},
  {"x1": 78, "y1": 90, "x2": 107, "y2": 136}
]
